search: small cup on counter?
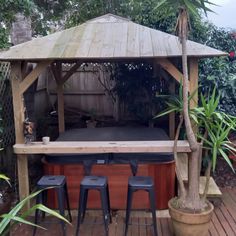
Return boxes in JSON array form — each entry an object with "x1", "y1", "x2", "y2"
[{"x1": 42, "y1": 136, "x2": 50, "y2": 145}]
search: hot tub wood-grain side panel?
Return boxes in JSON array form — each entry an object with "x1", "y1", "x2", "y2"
[{"x1": 44, "y1": 162, "x2": 175, "y2": 210}]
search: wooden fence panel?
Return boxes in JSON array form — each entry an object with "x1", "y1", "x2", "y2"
[{"x1": 36, "y1": 64, "x2": 116, "y2": 118}]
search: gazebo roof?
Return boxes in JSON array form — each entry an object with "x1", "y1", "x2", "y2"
[{"x1": 0, "y1": 14, "x2": 227, "y2": 61}]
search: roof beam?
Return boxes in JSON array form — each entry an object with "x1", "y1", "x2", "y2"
[
  {"x1": 156, "y1": 58, "x2": 183, "y2": 83},
  {"x1": 155, "y1": 58, "x2": 190, "y2": 92},
  {"x1": 155, "y1": 58, "x2": 182, "y2": 80},
  {"x1": 51, "y1": 62, "x2": 62, "y2": 84},
  {"x1": 61, "y1": 62, "x2": 83, "y2": 84},
  {"x1": 19, "y1": 60, "x2": 52, "y2": 94}
]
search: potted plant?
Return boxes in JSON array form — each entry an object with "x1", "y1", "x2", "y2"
[
  {"x1": 86, "y1": 109, "x2": 97, "y2": 128},
  {"x1": 156, "y1": 87, "x2": 236, "y2": 235},
  {"x1": 155, "y1": 1, "x2": 235, "y2": 235}
]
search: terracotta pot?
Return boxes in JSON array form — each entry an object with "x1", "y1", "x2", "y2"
[{"x1": 168, "y1": 199, "x2": 214, "y2": 236}]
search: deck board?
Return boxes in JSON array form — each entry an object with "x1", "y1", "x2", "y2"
[
  {"x1": 10, "y1": 188, "x2": 236, "y2": 236},
  {"x1": 219, "y1": 203, "x2": 236, "y2": 235}
]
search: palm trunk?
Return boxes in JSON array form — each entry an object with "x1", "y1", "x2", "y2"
[
  {"x1": 179, "y1": 9, "x2": 203, "y2": 210},
  {"x1": 202, "y1": 160, "x2": 212, "y2": 201},
  {"x1": 174, "y1": 114, "x2": 186, "y2": 200}
]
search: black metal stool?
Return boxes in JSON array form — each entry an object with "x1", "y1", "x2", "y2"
[
  {"x1": 75, "y1": 175, "x2": 111, "y2": 236},
  {"x1": 33, "y1": 175, "x2": 72, "y2": 236},
  {"x1": 124, "y1": 176, "x2": 158, "y2": 236}
]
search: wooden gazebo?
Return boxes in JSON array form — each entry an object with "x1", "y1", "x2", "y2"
[{"x1": 0, "y1": 14, "x2": 227, "y2": 208}]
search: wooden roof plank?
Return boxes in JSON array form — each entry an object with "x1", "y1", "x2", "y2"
[
  {"x1": 113, "y1": 23, "x2": 128, "y2": 58},
  {"x1": 75, "y1": 22, "x2": 95, "y2": 58},
  {"x1": 62, "y1": 24, "x2": 86, "y2": 58},
  {"x1": 0, "y1": 14, "x2": 227, "y2": 61},
  {"x1": 100, "y1": 23, "x2": 115, "y2": 58},
  {"x1": 49, "y1": 27, "x2": 77, "y2": 58},
  {"x1": 87, "y1": 23, "x2": 104, "y2": 57},
  {"x1": 126, "y1": 22, "x2": 140, "y2": 57},
  {"x1": 139, "y1": 25, "x2": 153, "y2": 57}
]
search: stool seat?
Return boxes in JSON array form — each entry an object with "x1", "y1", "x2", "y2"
[
  {"x1": 128, "y1": 176, "x2": 154, "y2": 188},
  {"x1": 81, "y1": 176, "x2": 107, "y2": 187},
  {"x1": 37, "y1": 175, "x2": 66, "y2": 187}
]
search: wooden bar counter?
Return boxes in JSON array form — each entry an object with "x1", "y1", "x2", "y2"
[{"x1": 14, "y1": 128, "x2": 191, "y2": 210}]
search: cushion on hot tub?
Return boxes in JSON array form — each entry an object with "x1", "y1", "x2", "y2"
[
  {"x1": 45, "y1": 127, "x2": 174, "y2": 164},
  {"x1": 56, "y1": 127, "x2": 170, "y2": 141}
]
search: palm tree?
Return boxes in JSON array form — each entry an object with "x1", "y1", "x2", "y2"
[{"x1": 156, "y1": 0, "x2": 215, "y2": 211}]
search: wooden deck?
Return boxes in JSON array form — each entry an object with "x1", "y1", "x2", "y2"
[{"x1": 10, "y1": 188, "x2": 236, "y2": 236}]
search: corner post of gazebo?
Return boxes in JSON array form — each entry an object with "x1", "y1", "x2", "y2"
[
  {"x1": 10, "y1": 61, "x2": 29, "y2": 208},
  {"x1": 10, "y1": 60, "x2": 52, "y2": 208},
  {"x1": 189, "y1": 57, "x2": 198, "y2": 109},
  {"x1": 53, "y1": 62, "x2": 65, "y2": 133}
]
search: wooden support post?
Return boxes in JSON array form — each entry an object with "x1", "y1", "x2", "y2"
[
  {"x1": 113, "y1": 94, "x2": 120, "y2": 122},
  {"x1": 52, "y1": 62, "x2": 82, "y2": 133},
  {"x1": 169, "y1": 81, "x2": 175, "y2": 139},
  {"x1": 51, "y1": 62, "x2": 65, "y2": 133},
  {"x1": 10, "y1": 62, "x2": 30, "y2": 209},
  {"x1": 189, "y1": 58, "x2": 198, "y2": 109},
  {"x1": 57, "y1": 83, "x2": 65, "y2": 133}
]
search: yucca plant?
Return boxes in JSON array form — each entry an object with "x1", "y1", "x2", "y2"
[
  {"x1": 193, "y1": 88, "x2": 236, "y2": 199},
  {"x1": 0, "y1": 178, "x2": 70, "y2": 236},
  {"x1": 155, "y1": 85, "x2": 199, "y2": 199},
  {"x1": 156, "y1": 87, "x2": 236, "y2": 202},
  {"x1": 155, "y1": 0, "x2": 217, "y2": 212}
]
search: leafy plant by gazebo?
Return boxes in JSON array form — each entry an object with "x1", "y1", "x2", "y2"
[{"x1": 155, "y1": 0, "x2": 235, "y2": 235}]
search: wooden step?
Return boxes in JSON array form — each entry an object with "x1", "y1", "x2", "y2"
[{"x1": 177, "y1": 153, "x2": 222, "y2": 198}]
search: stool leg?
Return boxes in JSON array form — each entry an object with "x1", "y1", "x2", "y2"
[
  {"x1": 124, "y1": 187, "x2": 133, "y2": 236},
  {"x1": 57, "y1": 187, "x2": 66, "y2": 236},
  {"x1": 149, "y1": 189, "x2": 158, "y2": 236},
  {"x1": 106, "y1": 184, "x2": 112, "y2": 223},
  {"x1": 33, "y1": 192, "x2": 43, "y2": 236},
  {"x1": 76, "y1": 187, "x2": 86, "y2": 236},
  {"x1": 42, "y1": 189, "x2": 48, "y2": 219},
  {"x1": 81, "y1": 189, "x2": 88, "y2": 223},
  {"x1": 64, "y1": 183, "x2": 72, "y2": 222},
  {"x1": 100, "y1": 188, "x2": 109, "y2": 236}
]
